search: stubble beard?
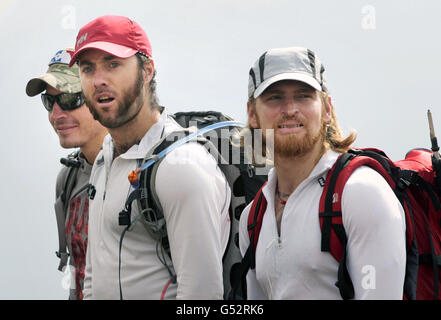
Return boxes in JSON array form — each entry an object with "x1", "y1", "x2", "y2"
[{"x1": 84, "y1": 67, "x2": 145, "y2": 129}]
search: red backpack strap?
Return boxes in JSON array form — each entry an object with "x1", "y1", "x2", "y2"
[
  {"x1": 319, "y1": 149, "x2": 397, "y2": 260},
  {"x1": 319, "y1": 152, "x2": 353, "y2": 258},
  {"x1": 319, "y1": 149, "x2": 397, "y2": 299},
  {"x1": 247, "y1": 182, "x2": 268, "y2": 260}
]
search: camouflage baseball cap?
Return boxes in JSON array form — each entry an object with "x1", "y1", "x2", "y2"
[{"x1": 26, "y1": 48, "x2": 82, "y2": 97}]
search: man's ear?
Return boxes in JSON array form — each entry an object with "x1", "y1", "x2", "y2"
[
  {"x1": 144, "y1": 58, "x2": 155, "y2": 83},
  {"x1": 247, "y1": 100, "x2": 259, "y2": 128},
  {"x1": 323, "y1": 94, "x2": 333, "y2": 124}
]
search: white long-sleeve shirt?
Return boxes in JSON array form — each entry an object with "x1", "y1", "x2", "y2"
[
  {"x1": 84, "y1": 108, "x2": 231, "y2": 300},
  {"x1": 239, "y1": 149, "x2": 406, "y2": 299}
]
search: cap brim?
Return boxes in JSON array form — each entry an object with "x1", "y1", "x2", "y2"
[
  {"x1": 69, "y1": 41, "x2": 138, "y2": 67},
  {"x1": 26, "y1": 77, "x2": 48, "y2": 97},
  {"x1": 253, "y1": 72, "x2": 323, "y2": 98},
  {"x1": 26, "y1": 72, "x2": 81, "y2": 97}
]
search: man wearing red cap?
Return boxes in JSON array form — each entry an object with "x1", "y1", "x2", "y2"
[
  {"x1": 72, "y1": 15, "x2": 231, "y2": 300},
  {"x1": 26, "y1": 47, "x2": 107, "y2": 300}
]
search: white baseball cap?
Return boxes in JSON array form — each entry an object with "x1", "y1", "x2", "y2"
[{"x1": 248, "y1": 46, "x2": 328, "y2": 98}]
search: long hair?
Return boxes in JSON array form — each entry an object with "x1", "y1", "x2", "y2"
[
  {"x1": 320, "y1": 91, "x2": 357, "y2": 153},
  {"x1": 135, "y1": 52, "x2": 160, "y2": 110}
]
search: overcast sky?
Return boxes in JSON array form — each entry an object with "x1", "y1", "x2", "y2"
[{"x1": 1, "y1": 0, "x2": 440, "y2": 299}]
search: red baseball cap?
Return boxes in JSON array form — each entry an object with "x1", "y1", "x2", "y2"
[{"x1": 69, "y1": 15, "x2": 152, "y2": 67}]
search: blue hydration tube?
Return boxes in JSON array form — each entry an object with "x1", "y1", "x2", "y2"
[{"x1": 132, "y1": 120, "x2": 246, "y2": 187}]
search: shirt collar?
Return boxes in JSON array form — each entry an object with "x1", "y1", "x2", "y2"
[
  {"x1": 77, "y1": 151, "x2": 93, "y2": 174},
  {"x1": 101, "y1": 108, "x2": 173, "y2": 161},
  {"x1": 262, "y1": 148, "x2": 341, "y2": 203},
  {"x1": 120, "y1": 108, "x2": 169, "y2": 159}
]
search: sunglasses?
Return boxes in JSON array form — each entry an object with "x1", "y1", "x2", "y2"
[{"x1": 41, "y1": 92, "x2": 84, "y2": 112}]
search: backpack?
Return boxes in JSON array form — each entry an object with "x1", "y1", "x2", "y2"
[
  {"x1": 118, "y1": 110, "x2": 271, "y2": 299},
  {"x1": 238, "y1": 147, "x2": 441, "y2": 300},
  {"x1": 54, "y1": 150, "x2": 82, "y2": 271}
]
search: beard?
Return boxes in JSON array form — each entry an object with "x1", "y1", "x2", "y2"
[
  {"x1": 84, "y1": 67, "x2": 145, "y2": 129},
  {"x1": 259, "y1": 113, "x2": 326, "y2": 158}
]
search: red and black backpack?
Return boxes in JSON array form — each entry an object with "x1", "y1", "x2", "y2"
[{"x1": 231, "y1": 148, "x2": 441, "y2": 300}]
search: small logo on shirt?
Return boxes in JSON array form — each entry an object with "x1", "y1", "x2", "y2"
[{"x1": 332, "y1": 193, "x2": 339, "y2": 204}]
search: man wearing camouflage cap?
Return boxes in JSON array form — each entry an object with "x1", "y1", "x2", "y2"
[{"x1": 26, "y1": 47, "x2": 107, "y2": 299}]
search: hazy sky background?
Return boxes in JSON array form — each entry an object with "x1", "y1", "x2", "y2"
[{"x1": 1, "y1": 0, "x2": 440, "y2": 299}]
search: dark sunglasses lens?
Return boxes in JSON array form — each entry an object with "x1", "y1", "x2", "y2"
[
  {"x1": 57, "y1": 93, "x2": 84, "y2": 111},
  {"x1": 41, "y1": 94, "x2": 54, "y2": 112},
  {"x1": 41, "y1": 93, "x2": 84, "y2": 112}
]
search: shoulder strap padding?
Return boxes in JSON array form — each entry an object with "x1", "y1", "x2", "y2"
[
  {"x1": 54, "y1": 160, "x2": 79, "y2": 271},
  {"x1": 246, "y1": 183, "x2": 268, "y2": 267},
  {"x1": 318, "y1": 149, "x2": 400, "y2": 300},
  {"x1": 319, "y1": 150, "x2": 397, "y2": 261}
]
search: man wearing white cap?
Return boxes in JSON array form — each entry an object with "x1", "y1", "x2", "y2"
[
  {"x1": 26, "y1": 48, "x2": 107, "y2": 299},
  {"x1": 71, "y1": 15, "x2": 230, "y2": 300},
  {"x1": 238, "y1": 47, "x2": 406, "y2": 299}
]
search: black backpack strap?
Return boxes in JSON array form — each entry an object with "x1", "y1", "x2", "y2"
[
  {"x1": 54, "y1": 150, "x2": 81, "y2": 271},
  {"x1": 433, "y1": 155, "x2": 441, "y2": 196},
  {"x1": 229, "y1": 187, "x2": 267, "y2": 300},
  {"x1": 228, "y1": 239, "x2": 255, "y2": 300}
]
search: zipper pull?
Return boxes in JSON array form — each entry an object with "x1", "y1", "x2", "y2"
[{"x1": 88, "y1": 185, "x2": 96, "y2": 200}]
